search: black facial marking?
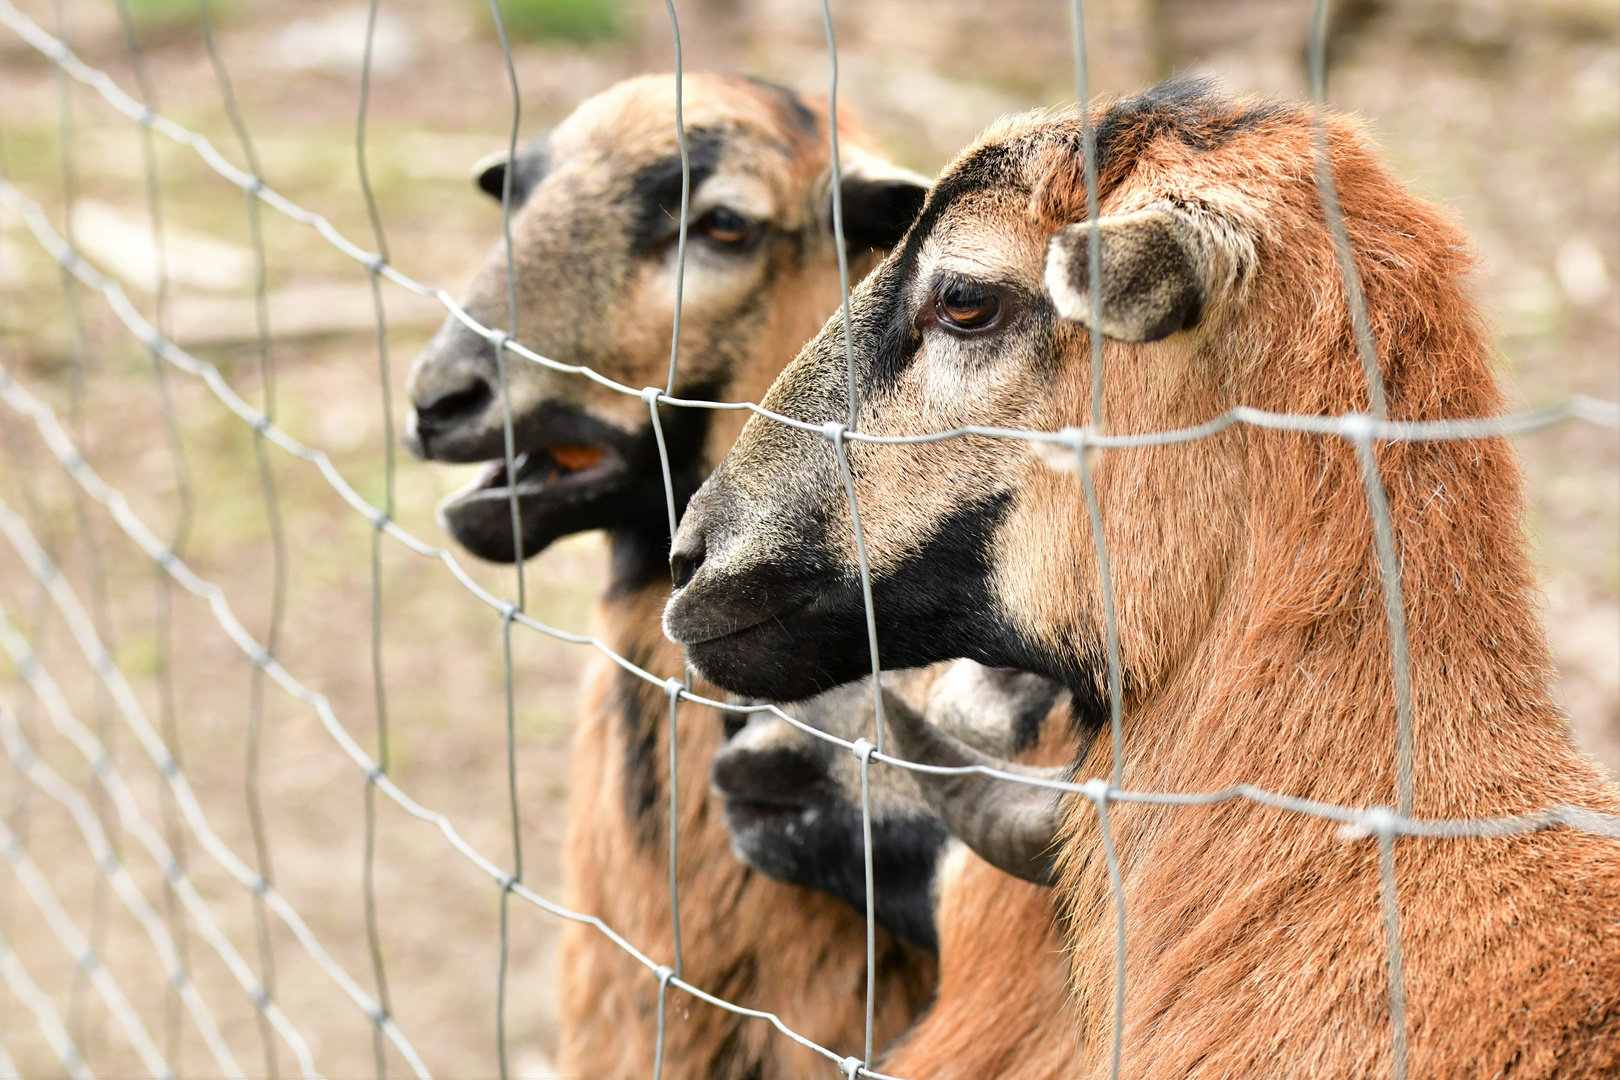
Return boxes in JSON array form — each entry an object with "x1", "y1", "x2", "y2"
[
  {"x1": 725, "y1": 799, "x2": 949, "y2": 954},
  {"x1": 616, "y1": 654, "x2": 665, "y2": 850},
  {"x1": 712, "y1": 733, "x2": 949, "y2": 953},
  {"x1": 627, "y1": 128, "x2": 725, "y2": 252},
  {"x1": 685, "y1": 491, "x2": 1103, "y2": 703}
]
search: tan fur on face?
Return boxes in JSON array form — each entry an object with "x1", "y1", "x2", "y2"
[{"x1": 692, "y1": 84, "x2": 1620, "y2": 1077}]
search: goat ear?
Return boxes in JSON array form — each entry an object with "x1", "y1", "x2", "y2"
[
  {"x1": 472, "y1": 151, "x2": 512, "y2": 200},
  {"x1": 1043, "y1": 208, "x2": 1206, "y2": 343},
  {"x1": 471, "y1": 136, "x2": 550, "y2": 205},
  {"x1": 832, "y1": 156, "x2": 931, "y2": 252}
]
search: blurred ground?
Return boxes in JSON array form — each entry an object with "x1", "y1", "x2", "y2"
[{"x1": 0, "y1": 1, "x2": 1614, "y2": 1077}]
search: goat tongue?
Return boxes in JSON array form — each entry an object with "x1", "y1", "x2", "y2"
[{"x1": 550, "y1": 444, "x2": 606, "y2": 472}]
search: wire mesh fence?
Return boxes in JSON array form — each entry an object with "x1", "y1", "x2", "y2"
[{"x1": 0, "y1": 1, "x2": 1616, "y2": 1079}]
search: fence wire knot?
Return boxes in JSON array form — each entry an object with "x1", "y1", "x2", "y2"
[
  {"x1": 641, "y1": 386, "x2": 664, "y2": 407},
  {"x1": 655, "y1": 964, "x2": 675, "y2": 989},
  {"x1": 1340, "y1": 805, "x2": 1398, "y2": 842},
  {"x1": 1081, "y1": 776, "x2": 1113, "y2": 805},
  {"x1": 662, "y1": 676, "x2": 685, "y2": 700},
  {"x1": 849, "y1": 737, "x2": 876, "y2": 765},
  {"x1": 840, "y1": 1055, "x2": 864, "y2": 1079},
  {"x1": 1339, "y1": 412, "x2": 1376, "y2": 443}
]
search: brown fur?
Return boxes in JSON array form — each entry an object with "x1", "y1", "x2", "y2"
[
  {"x1": 406, "y1": 75, "x2": 937, "y2": 1077},
  {"x1": 878, "y1": 708, "x2": 1083, "y2": 1080},
  {"x1": 558, "y1": 588, "x2": 933, "y2": 1077},
  {"x1": 670, "y1": 82, "x2": 1620, "y2": 1077},
  {"x1": 462, "y1": 79, "x2": 940, "y2": 1077}
]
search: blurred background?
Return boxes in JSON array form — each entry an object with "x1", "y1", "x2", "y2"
[{"x1": 0, "y1": 0, "x2": 1615, "y2": 1076}]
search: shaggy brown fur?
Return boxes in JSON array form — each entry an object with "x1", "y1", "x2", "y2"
[
  {"x1": 880, "y1": 849, "x2": 1080, "y2": 1079},
  {"x1": 667, "y1": 80, "x2": 1620, "y2": 1077},
  {"x1": 560, "y1": 589, "x2": 932, "y2": 1077},
  {"x1": 403, "y1": 76, "x2": 936, "y2": 1078}
]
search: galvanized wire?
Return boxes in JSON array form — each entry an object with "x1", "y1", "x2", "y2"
[
  {"x1": 0, "y1": 483, "x2": 428, "y2": 1080},
  {"x1": 0, "y1": 815, "x2": 173, "y2": 1079},
  {"x1": 46, "y1": 3, "x2": 123, "y2": 1058},
  {"x1": 357, "y1": 5, "x2": 397, "y2": 1076},
  {"x1": 103, "y1": 0, "x2": 197, "y2": 1069},
  {"x1": 0, "y1": 606, "x2": 325, "y2": 1080},
  {"x1": 0, "y1": 695, "x2": 242, "y2": 1080},
  {"x1": 193, "y1": 7, "x2": 286, "y2": 1073},
  {"x1": 0, "y1": 3, "x2": 1616, "y2": 1079},
  {"x1": 0, "y1": 928, "x2": 93, "y2": 1080}
]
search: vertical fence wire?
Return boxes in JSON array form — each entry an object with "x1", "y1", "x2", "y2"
[
  {"x1": 660, "y1": 0, "x2": 692, "y2": 1040},
  {"x1": 484, "y1": 7, "x2": 526, "y2": 1075},
  {"x1": 1067, "y1": 7, "x2": 1129, "y2": 1075},
  {"x1": 357, "y1": 2, "x2": 397, "y2": 1075},
  {"x1": 815, "y1": 15, "x2": 890, "y2": 1056},
  {"x1": 0, "y1": 467, "x2": 431, "y2": 1079},
  {"x1": 48, "y1": 1, "x2": 122, "y2": 1057},
  {"x1": 104, "y1": 0, "x2": 198, "y2": 1070},
  {"x1": 1305, "y1": 0, "x2": 1414, "y2": 821},
  {"x1": 194, "y1": 6, "x2": 286, "y2": 1072},
  {"x1": 488, "y1": 0, "x2": 528, "y2": 612},
  {"x1": 1305, "y1": 3, "x2": 1411, "y2": 1074}
]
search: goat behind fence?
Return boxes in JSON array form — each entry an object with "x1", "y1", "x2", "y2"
[{"x1": 0, "y1": 1, "x2": 1617, "y2": 1079}]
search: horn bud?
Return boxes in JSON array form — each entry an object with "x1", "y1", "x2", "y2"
[{"x1": 879, "y1": 688, "x2": 1066, "y2": 886}]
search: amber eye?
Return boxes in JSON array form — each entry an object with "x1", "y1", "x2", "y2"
[
  {"x1": 934, "y1": 279, "x2": 1001, "y2": 331},
  {"x1": 696, "y1": 207, "x2": 759, "y2": 249}
]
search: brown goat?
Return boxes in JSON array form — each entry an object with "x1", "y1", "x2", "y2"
[
  {"x1": 666, "y1": 79, "x2": 1620, "y2": 1077},
  {"x1": 403, "y1": 75, "x2": 935, "y2": 1078}
]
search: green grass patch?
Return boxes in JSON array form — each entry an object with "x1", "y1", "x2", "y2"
[{"x1": 484, "y1": 0, "x2": 623, "y2": 44}]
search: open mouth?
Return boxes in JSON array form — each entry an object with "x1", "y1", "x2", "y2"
[
  {"x1": 455, "y1": 442, "x2": 623, "y2": 503},
  {"x1": 436, "y1": 439, "x2": 638, "y2": 563}
]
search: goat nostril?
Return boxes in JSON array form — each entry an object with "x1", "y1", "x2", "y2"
[
  {"x1": 413, "y1": 380, "x2": 494, "y2": 433},
  {"x1": 669, "y1": 530, "x2": 706, "y2": 591}
]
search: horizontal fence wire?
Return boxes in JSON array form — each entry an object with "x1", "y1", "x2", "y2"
[{"x1": 0, "y1": 1, "x2": 1617, "y2": 1078}]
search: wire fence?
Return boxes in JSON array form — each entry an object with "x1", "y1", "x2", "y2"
[{"x1": 0, "y1": 1, "x2": 1615, "y2": 1079}]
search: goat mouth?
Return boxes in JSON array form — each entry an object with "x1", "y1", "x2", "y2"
[
  {"x1": 436, "y1": 442, "x2": 635, "y2": 563},
  {"x1": 464, "y1": 443, "x2": 625, "y2": 501}
]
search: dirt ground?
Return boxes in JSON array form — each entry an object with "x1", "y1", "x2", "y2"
[{"x1": 0, "y1": 1, "x2": 1614, "y2": 1078}]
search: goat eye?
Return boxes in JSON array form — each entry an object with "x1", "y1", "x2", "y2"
[
  {"x1": 934, "y1": 280, "x2": 1001, "y2": 331},
  {"x1": 696, "y1": 207, "x2": 759, "y2": 248}
]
